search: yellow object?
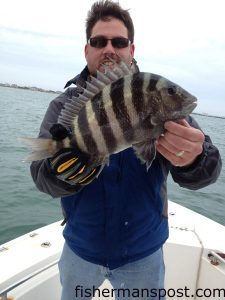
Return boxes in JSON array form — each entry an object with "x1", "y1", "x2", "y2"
[
  {"x1": 68, "y1": 165, "x2": 86, "y2": 180},
  {"x1": 57, "y1": 158, "x2": 78, "y2": 173},
  {"x1": 78, "y1": 168, "x2": 97, "y2": 184}
]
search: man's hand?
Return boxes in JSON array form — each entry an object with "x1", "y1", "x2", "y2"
[{"x1": 156, "y1": 119, "x2": 205, "y2": 167}]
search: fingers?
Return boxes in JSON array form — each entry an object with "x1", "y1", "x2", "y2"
[
  {"x1": 160, "y1": 131, "x2": 197, "y2": 152},
  {"x1": 156, "y1": 141, "x2": 197, "y2": 167},
  {"x1": 156, "y1": 120, "x2": 204, "y2": 167},
  {"x1": 164, "y1": 121, "x2": 204, "y2": 143}
]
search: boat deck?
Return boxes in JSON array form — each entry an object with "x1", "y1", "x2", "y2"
[{"x1": 0, "y1": 201, "x2": 225, "y2": 299}]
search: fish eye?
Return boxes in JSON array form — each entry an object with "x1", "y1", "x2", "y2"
[{"x1": 167, "y1": 86, "x2": 176, "y2": 95}]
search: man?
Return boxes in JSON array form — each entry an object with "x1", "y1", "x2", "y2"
[{"x1": 30, "y1": 1, "x2": 221, "y2": 299}]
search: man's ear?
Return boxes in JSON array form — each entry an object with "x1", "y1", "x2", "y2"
[
  {"x1": 84, "y1": 44, "x2": 88, "y2": 58},
  {"x1": 130, "y1": 43, "x2": 135, "y2": 57}
]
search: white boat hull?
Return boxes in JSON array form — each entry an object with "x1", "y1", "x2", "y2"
[{"x1": 0, "y1": 201, "x2": 225, "y2": 300}]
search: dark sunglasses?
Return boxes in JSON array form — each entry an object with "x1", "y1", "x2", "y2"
[{"x1": 88, "y1": 36, "x2": 130, "y2": 49}]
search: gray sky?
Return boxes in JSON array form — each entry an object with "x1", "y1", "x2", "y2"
[{"x1": 0, "y1": 0, "x2": 225, "y2": 116}]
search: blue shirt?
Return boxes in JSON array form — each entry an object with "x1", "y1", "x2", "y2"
[{"x1": 61, "y1": 148, "x2": 169, "y2": 270}]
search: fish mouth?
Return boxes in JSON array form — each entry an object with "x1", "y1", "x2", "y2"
[
  {"x1": 171, "y1": 95, "x2": 197, "y2": 120},
  {"x1": 186, "y1": 102, "x2": 197, "y2": 113},
  {"x1": 183, "y1": 96, "x2": 198, "y2": 114}
]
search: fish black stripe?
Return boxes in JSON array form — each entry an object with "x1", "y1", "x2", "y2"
[
  {"x1": 110, "y1": 77, "x2": 134, "y2": 142},
  {"x1": 147, "y1": 75, "x2": 161, "y2": 117},
  {"x1": 131, "y1": 72, "x2": 145, "y2": 118},
  {"x1": 69, "y1": 133, "x2": 82, "y2": 153},
  {"x1": 77, "y1": 106, "x2": 98, "y2": 154},
  {"x1": 147, "y1": 74, "x2": 159, "y2": 92},
  {"x1": 91, "y1": 92, "x2": 117, "y2": 153},
  {"x1": 132, "y1": 73, "x2": 158, "y2": 130}
]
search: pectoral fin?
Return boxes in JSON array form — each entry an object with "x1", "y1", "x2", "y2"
[{"x1": 132, "y1": 140, "x2": 156, "y2": 170}]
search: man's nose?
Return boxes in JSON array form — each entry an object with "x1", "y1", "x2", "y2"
[{"x1": 102, "y1": 40, "x2": 116, "y2": 54}]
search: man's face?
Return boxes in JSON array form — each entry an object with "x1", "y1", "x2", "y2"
[{"x1": 85, "y1": 18, "x2": 135, "y2": 75}]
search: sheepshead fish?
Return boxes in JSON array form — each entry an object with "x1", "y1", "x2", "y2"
[{"x1": 21, "y1": 61, "x2": 197, "y2": 170}]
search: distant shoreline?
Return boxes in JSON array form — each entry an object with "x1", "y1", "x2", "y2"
[
  {"x1": 0, "y1": 83, "x2": 62, "y2": 95},
  {"x1": 192, "y1": 112, "x2": 225, "y2": 120}
]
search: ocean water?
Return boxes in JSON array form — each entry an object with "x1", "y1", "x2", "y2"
[{"x1": 0, "y1": 86, "x2": 224, "y2": 245}]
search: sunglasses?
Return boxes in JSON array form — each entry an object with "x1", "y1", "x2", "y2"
[{"x1": 88, "y1": 36, "x2": 130, "y2": 49}]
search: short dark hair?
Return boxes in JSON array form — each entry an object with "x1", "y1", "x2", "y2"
[{"x1": 86, "y1": 0, "x2": 134, "y2": 43}]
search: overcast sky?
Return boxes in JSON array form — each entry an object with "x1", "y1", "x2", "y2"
[{"x1": 0, "y1": 0, "x2": 225, "y2": 116}]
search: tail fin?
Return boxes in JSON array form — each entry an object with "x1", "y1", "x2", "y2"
[{"x1": 19, "y1": 137, "x2": 56, "y2": 161}]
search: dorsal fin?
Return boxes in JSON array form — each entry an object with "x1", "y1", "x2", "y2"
[
  {"x1": 95, "y1": 72, "x2": 111, "y2": 85},
  {"x1": 99, "y1": 70, "x2": 118, "y2": 81},
  {"x1": 58, "y1": 60, "x2": 134, "y2": 127}
]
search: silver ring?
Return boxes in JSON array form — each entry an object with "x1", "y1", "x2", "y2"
[{"x1": 175, "y1": 150, "x2": 185, "y2": 157}]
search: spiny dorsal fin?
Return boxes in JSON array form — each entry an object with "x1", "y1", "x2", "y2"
[
  {"x1": 99, "y1": 70, "x2": 118, "y2": 82},
  {"x1": 94, "y1": 72, "x2": 111, "y2": 85},
  {"x1": 58, "y1": 60, "x2": 134, "y2": 127}
]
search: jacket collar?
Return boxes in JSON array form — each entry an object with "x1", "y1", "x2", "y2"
[{"x1": 64, "y1": 65, "x2": 90, "y2": 89}]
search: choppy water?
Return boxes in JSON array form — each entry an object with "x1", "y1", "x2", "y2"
[{"x1": 0, "y1": 86, "x2": 224, "y2": 245}]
